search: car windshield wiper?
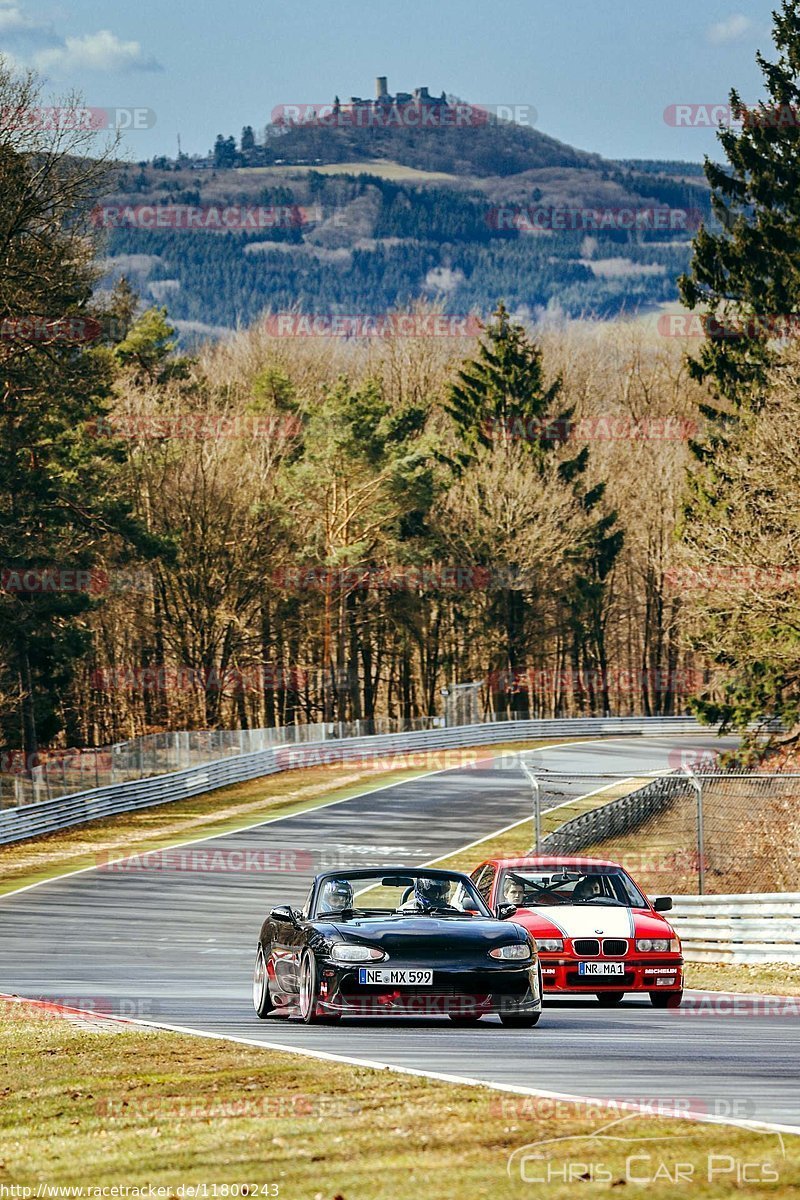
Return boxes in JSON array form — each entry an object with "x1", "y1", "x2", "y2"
[{"x1": 574, "y1": 897, "x2": 626, "y2": 906}]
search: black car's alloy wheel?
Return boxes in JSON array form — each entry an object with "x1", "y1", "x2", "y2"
[
  {"x1": 253, "y1": 947, "x2": 273, "y2": 1019},
  {"x1": 299, "y1": 950, "x2": 324, "y2": 1024}
]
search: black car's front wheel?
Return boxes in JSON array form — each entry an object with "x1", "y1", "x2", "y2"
[
  {"x1": 253, "y1": 947, "x2": 273, "y2": 1019},
  {"x1": 299, "y1": 950, "x2": 326, "y2": 1024}
]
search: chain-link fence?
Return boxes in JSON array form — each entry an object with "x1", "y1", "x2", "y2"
[{"x1": 526, "y1": 768, "x2": 800, "y2": 896}]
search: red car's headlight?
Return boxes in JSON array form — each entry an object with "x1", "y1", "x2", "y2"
[
  {"x1": 537, "y1": 938, "x2": 564, "y2": 953},
  {"x1": 637, "y1": 938, "x2": 680, "y2": 953}
]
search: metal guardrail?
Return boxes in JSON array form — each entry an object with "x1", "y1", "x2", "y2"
[
  {"x1": 539, "y1": 773, "x2": 693, "y2": 856},
  {"x1": 0, "y1": 715, "x2": 706, "y2": 845},
  {"x1": 670, "y1": 894, "x2": 800, "y2": 964}
]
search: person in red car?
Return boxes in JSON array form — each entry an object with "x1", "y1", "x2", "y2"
[{"x1": 471, "y1": 855, "x2": 684, "y2": 1007}]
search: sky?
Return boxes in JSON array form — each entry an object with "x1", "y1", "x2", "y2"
[{"x1": 0, "y1": 0, "x2": 784, "y2": 163}]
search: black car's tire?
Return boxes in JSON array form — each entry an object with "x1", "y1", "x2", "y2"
[
  {"x1": 253, "y1": 947, "x2": 273, "y2": 1019},
  {"x1": 499, "y1": 1011, "x2": 542, "y2": 1028},
  {"x1": 596, "y1": 991, "x2": 625, "y2": 1005},
  {"x1": 650, "y1": 990, "x2": 683, "y2": 1009},
  {"x1": 299, "y1": 950, "x2": 325, "y2": 1024},
  {"x1": 449, "y1": 1014, "x2": 483, "y2": 1025}
]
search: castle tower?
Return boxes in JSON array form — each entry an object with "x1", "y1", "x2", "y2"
[{"x1": 376, "y1": 76, "x2": 389, "y2": 100}]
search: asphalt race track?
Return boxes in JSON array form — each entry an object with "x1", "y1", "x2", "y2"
[{"x1": 2, "y1": 735, "x2": 798, "y2": 1132}]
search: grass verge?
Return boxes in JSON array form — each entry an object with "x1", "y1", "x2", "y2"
[
  {"x1": 1, "y1": 1002, "x2": 796, "y2": 1197},
  {"x1": 434, "y1": 777, "x2": 650, "y2": 874},
  {"x1": 0, "y1": 740, "x2": 581, "y2": 897}
]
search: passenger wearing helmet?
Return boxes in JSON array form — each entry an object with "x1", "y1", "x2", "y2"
[{"x1": 319, "y1": 878, "x2": 354, "y2": 915}]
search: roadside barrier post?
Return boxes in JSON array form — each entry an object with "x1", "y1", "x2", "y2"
[{"x1": 521, "y1": 760, "x2": 541, "y2": 852}]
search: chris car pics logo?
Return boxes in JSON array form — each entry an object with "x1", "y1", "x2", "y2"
[{"x1": 507, "y1": 1113, "x2": 784, "y2": 1186}]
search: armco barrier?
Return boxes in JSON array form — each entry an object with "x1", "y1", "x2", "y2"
[
  {"x1": 670, "y1": 894, "x2": 800, "y2": 964},
  {"x1": 0, "y1": 716, "x2": 706, "y2": 844}
]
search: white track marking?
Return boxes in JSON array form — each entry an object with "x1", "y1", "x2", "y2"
[
  {"x1": 0, "y1": 737, "x2": 602, "y2": 902},
  {"x1": 4, "y1": 994, "x2": 791, "y2": 1137}
]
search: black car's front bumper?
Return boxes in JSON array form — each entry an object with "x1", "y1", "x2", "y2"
[{"x1": 316, "y1": 961, "x2": 542, "y2": 1017}]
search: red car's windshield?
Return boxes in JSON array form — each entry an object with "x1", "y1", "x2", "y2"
[{"x1": 498, "y1": 867, "x2": 647, "y2": 909}]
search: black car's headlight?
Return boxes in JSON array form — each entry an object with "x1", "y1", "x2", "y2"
[
  {"x1": 489, "y1": 944, "x2": 533, "y2": 961},
  {"x1": 636, "y1": 938, "x2": 680, "y2": 953},
  {"x1": 331, "y1": 944, "x2": 387, "y2": 964}
]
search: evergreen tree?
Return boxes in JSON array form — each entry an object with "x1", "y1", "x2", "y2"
[{"x1": 679, "y1": 0, "x2": 800, "y2": 411}]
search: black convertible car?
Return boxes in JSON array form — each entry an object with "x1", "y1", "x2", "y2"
[{"x1": 253, "y1": 867, "x2": 543, "y2": 1025}]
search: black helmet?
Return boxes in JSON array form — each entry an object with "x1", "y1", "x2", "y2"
[
  {"x1": 414, "y1": 877, "x2": 451, "y2": 908},
  {"x1": 320, "y1": 878, "x2": 353, "y2": 913}
]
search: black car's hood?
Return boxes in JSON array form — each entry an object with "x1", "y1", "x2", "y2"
[{"x1": 320, "y1": 915, "x2": 528, "y2": 953}]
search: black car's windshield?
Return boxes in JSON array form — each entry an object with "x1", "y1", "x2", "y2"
[
  {"x1": 313, "y1": 870, "x2": 492, "y2": 920},
  {"x1": 497, "y1": 867, "x2": 647, "y2": 909}
]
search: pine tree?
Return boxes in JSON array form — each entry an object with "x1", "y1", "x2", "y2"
[
  {"x1": 679, "y1": 0, "x2": 800, "y2": 411},
  {"x1": 445, "y1": 305, "x2": 621, "y2": 714}
]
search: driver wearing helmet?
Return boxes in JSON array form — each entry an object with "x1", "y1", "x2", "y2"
[
  {"x1": 318, "y1": 877, "x2": 353, "y2": 915},
  {"x1": 572, "y1": 875, "x2": 605, "y2": 902},
  {"x1": 403, "y1": 876, "x2": 452, "y2": 911}
]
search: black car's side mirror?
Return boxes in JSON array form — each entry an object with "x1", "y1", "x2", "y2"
[
  {"x1": 271, "y1": 905, "x2": 298, "y2": 925},
  {"x1": 496, "y1": 903, "x2": 518, "y2": 920},
  {"x1": 653, "y1": 897, "x2": 673, "y2": 913}
]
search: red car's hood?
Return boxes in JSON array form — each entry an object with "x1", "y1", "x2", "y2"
[{"x1": 510, "y1": 905, "x2": 675, "y2": 941}]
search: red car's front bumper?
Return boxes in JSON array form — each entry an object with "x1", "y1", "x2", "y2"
[{"x1": 539, "y1": 954, "x2": 684, "y2": 993}]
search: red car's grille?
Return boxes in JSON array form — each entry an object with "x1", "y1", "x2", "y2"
[{"x1": 572, "y1": 938, "x2": 629, "y2": 957}]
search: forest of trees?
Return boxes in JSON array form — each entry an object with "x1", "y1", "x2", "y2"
[
  {"x1": 3, "y1": 1, "x2": 800, "y2": 766},
  {"x1": 99, "y1": 167, "x2": 704, "y2": 330}
]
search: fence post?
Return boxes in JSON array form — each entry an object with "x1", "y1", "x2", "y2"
[
  {"x1": 684, "y1": 766, "x2": 705, "y2": 895},
  {"x1": 520, "y1": 760, "x2": 541, "y2": 852}
]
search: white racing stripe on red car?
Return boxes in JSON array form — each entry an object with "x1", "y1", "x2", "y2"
[{"x1": 524, "y1": 905, "x2": 634, "y2": 940}]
